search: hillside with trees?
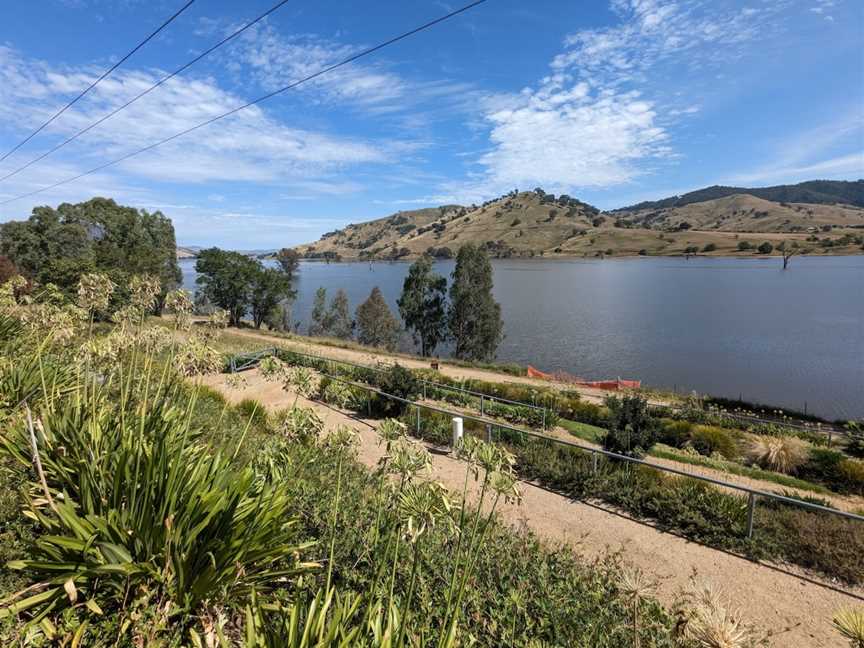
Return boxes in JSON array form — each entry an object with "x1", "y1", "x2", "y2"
[{"x1": 295, "y1": 186, "x2": 864, "y2": 260}]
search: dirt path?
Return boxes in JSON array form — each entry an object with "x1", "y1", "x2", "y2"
[
  {"x1": 201, "y1": 368, "x2": 863, "y2": 648},
  {"x1": 216, "y1": 326, "x2": 618, "y2": 404}
]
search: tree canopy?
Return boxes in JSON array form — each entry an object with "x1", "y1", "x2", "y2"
[
  {"x1": 356, "y1": 286, "x2": 400, "y2": 351},
  {"x1": 447, "y1": 244, "x2": 503, "y2": 361},
  {"x1": 0, "y1": 197, "x2": 181, "y2": 306},
  {"x1": 309, "y1": 287, "x2": 353, "y2": 339},
  {"x1": 397, "y1": 256, "x2": 447, "y2": 356},
  {"x1": 195, "y1": 248, "x2": 294, "y2": 327}
]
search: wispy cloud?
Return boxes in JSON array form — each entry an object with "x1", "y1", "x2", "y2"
[
  {"x1": 428, "y1": 0, "x2": 785, "y2": 203},
  {"x1": 724, "y1": 152, "x2": 864, "y2": 185},
  {"x1": 0, "y1": 45, "x2": 413, "y2": 196},
  {"x1": 810, "y1": 0, "x2": 837, "y2": 21},
  {"x1": 216, "y1": 21, "x2": 482, "y2": 120}
]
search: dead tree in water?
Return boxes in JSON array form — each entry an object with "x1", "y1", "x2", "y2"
[{"x1": 782, "y1": 246, "x2": 801, "y2": 269}]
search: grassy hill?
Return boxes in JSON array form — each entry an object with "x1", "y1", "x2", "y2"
[{"x1": 295, "y1": 187, "x2": 864, "y2": 260}]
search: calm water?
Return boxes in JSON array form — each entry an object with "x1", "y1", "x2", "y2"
[{"x1": 180, "y1": 256, "x2": 864, "y2": 420}]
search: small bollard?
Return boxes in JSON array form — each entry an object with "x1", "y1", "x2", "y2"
[{"x1": 452, "y1": 417, "x2": 463, "y2": 448}]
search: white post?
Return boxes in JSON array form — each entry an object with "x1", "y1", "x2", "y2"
[{"x1": 451, "y1": 417, "x2": 463, "y2": 448}]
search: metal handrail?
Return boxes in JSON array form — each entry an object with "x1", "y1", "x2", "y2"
[
  {"x1": 312, "y1": 369, "x2": 864, "y2": 526},
  {"x1": 271, "y1": 346, "x2": 550, "y2": 424},
  {"x1": 225, "y1": 347, "x2": 864, "y2": 544}
]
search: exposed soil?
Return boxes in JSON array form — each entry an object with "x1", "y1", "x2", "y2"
[{"x1": 201, "y1": 368, "x2": 864, "y2": 648}]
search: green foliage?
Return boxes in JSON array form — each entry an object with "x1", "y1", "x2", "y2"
[
  {"x1": 309, "y1": 288, "x2": 354, "y2": 339},
  {"x1": 0, "y1": 198, "x2": 181, "y2": 307},
  {"x1": 275, "y1": 248, "x2": 300, "y2": 277},
  {"x1": 448, "y1": 245, "x2": 503, "y2": 361},
  {"x1": 689, "y1": 425, "x2": 739, "y2": 459},
  {"x1": 757, "y1": 241, "x2": 774, "y2": 254},
  {"x1": 0, "y1": 379, "x2": 312, "y2": 625},
  {"x1": 737, "y1": 240, "x2": 752, "y2": 251},
  {"x1": 355, "y1": 287, "x2": 400, "y2": 351},
  {"x1": 250, "y1": 267, "x2": 294, "y2": 329},
  {"x1": 601, "y1": 395, "x2": 657, "y2": 457},
  {"x1": 397, "y1": 256, "x2": 448, "y2": 357},
  {"x1": 195, "y1": 248, "x2": 260, "y2": 326}
]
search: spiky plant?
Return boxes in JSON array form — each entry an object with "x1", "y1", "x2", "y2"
[
  {"x1": 681, "y1": 584, "x2": 757, "y2": 648},
  {"x1": 0, "y1": 356, "x2": 316, "y2": 632},
  {"x1": 834, "y1": 608, "x2": 864, "y2": 648}
]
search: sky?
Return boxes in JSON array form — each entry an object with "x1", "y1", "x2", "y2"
[{"x1": 0, "y1": 0, "x2": 862, "y2": 248}]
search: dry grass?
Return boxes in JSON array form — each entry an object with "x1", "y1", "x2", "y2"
[
  {"x1": 293, "y1": 190, "x2": 864, "y2": 260},
  {"x1": 747, "y1": 436, "x2": 809, "y2": 475}
]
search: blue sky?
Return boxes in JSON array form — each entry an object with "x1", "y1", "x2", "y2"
[{"x1": 0, "y1": 0, "x2": 861, "y2": 248}]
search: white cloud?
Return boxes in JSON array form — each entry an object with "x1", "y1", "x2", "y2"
[
  {"x1": 218, "y1": 22, "x2": 480, "y2": 118},
  {"x1": 0, "y1": 45, "x2": 412, "y2": 198},
  {"x1": 431, "y1": 0, "x2": 784, "y2": 203},
  {"x1": 810, "y1": 0, "x2": 837, "y2": 20}
]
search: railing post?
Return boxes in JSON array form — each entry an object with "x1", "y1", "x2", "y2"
[
  {"x1": 416, "y1": 406, "x2": 421, "y2": 435},
  {"x1": 746, "y1": 492, "x2": 756, "y2": 538},
  {"x1": 486, "y1": 423, "x2": 492, "y2": 444},
  {"x1": 542, "y1": 408, "x2": 546, "y2": 430},
  {"x1": 423, "y1": 382, "x2": 427, "y2": 400},
  {"x1": 480, "y1": 395, "x2": 484, "y2": 417},
  {"x1": 592, "y1": 451, "x2": 598, "y2": 475}
]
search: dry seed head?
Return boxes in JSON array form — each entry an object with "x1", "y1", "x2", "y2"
[
  {"x1": 129, "y1": 275, "x2": 161, "y2": 312},
  {"x1": 77, "y1": 273, "x2": 115, "y2": 312}
]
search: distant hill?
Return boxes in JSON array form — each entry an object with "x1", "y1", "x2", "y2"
[
  {"x1": 176, "y1": 246, "x2": 200, "y2": 259},
  {"x1": 295, "y1": 186, "x2": 864, "y2": 260},
  {"x1": 295, "y1": 190, "x2": 601, "y2": 260},
  {"x1": 615, "y1": 179, "x2": 864, "y2": 212}
]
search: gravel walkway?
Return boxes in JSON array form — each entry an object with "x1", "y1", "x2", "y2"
[{"x1": 201, "y1": 368, "x2": 864, "y2": 648}]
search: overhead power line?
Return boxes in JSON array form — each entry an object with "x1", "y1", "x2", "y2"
[
  {"x1": 0, "y1": 0, "x2": 198, "y2": 164},
  {"x1": 0, "y1": 0, "x2": 487, "y2": 207},
  {"x1": 0, "y1": 0, "x2": 294, "y2": 184}
]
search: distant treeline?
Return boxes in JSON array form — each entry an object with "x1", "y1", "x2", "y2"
[{"x1": 616, "y1": 179, "x2": 864, "y2": 211}]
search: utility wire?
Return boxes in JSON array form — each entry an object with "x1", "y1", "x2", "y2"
[
  {"x1": 0, "y1": 0, "x2": 487, "y2": 207},
  {"x1": 0, "y1": 0, "x2": 294, "y2": 184},
  {"x1": 0, "y1": 0, "x2": 198, "y2": 164}
]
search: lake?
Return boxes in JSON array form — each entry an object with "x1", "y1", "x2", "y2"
[{"x1": 180, "y1": 255, "x2": 864, "y2": 420}]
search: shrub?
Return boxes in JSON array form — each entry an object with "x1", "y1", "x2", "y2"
[
  {"x1": 657, "y1": 418, "x2": 692, "y2": 448},
  {"x1": 702, "y1": 243, "x2": 717, "y2": 252},
  {"x1": 757, "y1": 241, "x2": 774, "y2": 254},
  {"x1": 236, "y1": 397, "x2": 268, "y2": 429},
  {"x1": 838, "y1": 458, "x2": 864, "y2": 495},
  {"x1": 601, "y1": 395, "x2": 657, "y2": 457},
  {"x1": 690, "y1": 425, "x2": 739, "y2": 460},
  {"x1": 748, "y1": 436, "x2": 808, "y2": 474},
  {"x1": 737, "y1": 241, "x2": 752, "y2": 251}
]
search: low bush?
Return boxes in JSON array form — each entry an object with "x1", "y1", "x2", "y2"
[
  {"x1": 837, "y1": 458, "x2": 864, "y2": 495},
  {"x1": 601, "y1": 395, "x2": 658, "y2": 457},
  {"x1": 236, "y1": 397, "x2": 269, "y2": 429},
  {"x1": 690, "y1": 425, "x2": 740, "y2": 460},
  {"x1": 747, "y1": 436, "x2": 809, "y2": 474},
  {"x1": 657, "y1": 418, "x2": 693, "y2": 447}
]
